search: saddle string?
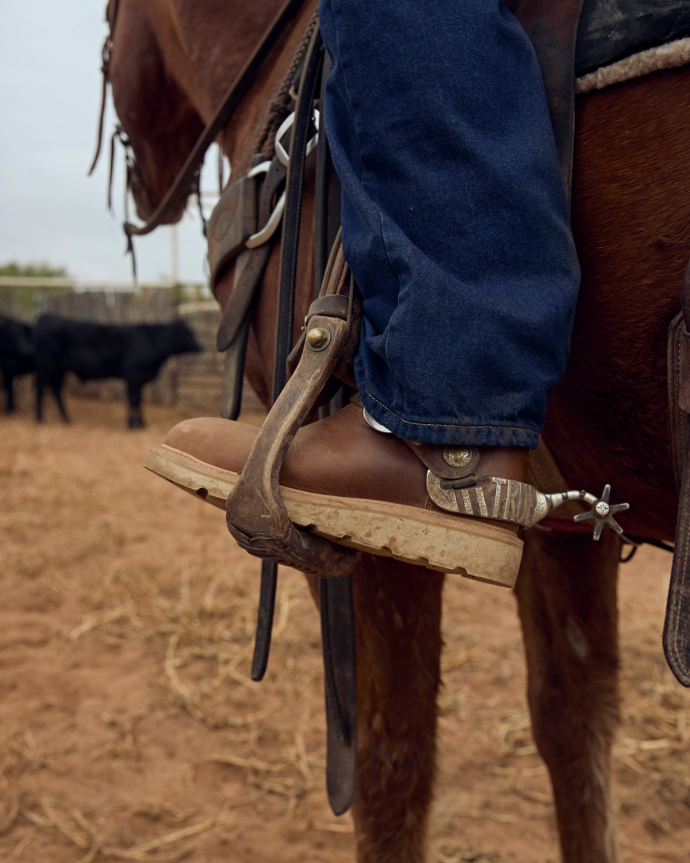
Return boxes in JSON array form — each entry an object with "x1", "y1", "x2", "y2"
[
  {"x1": 255, "y1": 6, "x2": 319, "y2": 161},
  {"x1": 191, "y1": 165, "x2": 208, "y2": 238},
  {"x1": 104, "y1": 122, "x2": 138, "y2": 283},
  {"x1": 122, "y1": 149, "x2": 137, "y2": 285}
]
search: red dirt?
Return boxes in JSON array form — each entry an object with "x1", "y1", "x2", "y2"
[{"x1": 1, "y1": 399, "x2": 689, "y2": 862}]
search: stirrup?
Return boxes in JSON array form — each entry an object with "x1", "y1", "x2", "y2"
[{"x1": 224, "y1": 235, "x2": 362, "y2": 578}]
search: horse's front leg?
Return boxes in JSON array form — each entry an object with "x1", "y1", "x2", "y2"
[
  {"x1": 307, "y1": 556, "x2": 443, "y2": 863},
  {"x1": 516, "y1": 528, "x2": 620, "y2": 863},
  {"x1": 354, "y1": 556, "x2": 443, "y2": 863}
]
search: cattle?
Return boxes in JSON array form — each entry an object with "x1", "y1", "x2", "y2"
[
  {"x1": 34, "y1": 314, "x2": 202, "y2": 428},
  {"x1": 0, "y1": 315, "x2": 35, "y2": 414}
]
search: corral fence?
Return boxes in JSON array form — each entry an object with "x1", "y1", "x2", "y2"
[{"x1": 0, "y1": 279, "x2": 262, "y2": 417}]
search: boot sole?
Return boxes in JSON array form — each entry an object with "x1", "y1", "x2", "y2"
[{"x1": 144, "y1": 445, "x2": 523, "y2": 587}]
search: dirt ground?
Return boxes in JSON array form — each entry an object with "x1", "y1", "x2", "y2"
[{"x1": 1, "y1": 397, "x2": 690, "y2": 863}]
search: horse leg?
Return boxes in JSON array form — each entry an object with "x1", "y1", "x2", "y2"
[
  {"x1": 350, "y1": 555, "x2": 443, "y2": 863},
  {"x1": 515, "y1": 529, "x2": 620, "y2": 863},
  {"x1": 306, "y1": 557, "x2": 442, "y2": 861}
]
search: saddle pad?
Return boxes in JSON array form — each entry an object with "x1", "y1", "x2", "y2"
[{"x1": 576, "y1": 0, "x2": 690, "y2": 75}]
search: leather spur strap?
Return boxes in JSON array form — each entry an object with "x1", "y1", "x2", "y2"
[{"x1": 664, "y1": 260, "x2": 690, "y2": 686}]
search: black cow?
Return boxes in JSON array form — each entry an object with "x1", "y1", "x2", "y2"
[
  {"x1": 34, "y1": 314, "x2": 202, "y2": 428},
  {"x1": 0, "y1": 315, "x2": 35, "y2": 414}
]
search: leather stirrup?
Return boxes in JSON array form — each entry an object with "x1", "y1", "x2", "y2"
[{"x1": 224, "y1": 235, "x2": 361, "y2": 577}]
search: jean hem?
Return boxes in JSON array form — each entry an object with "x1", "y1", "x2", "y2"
[{"x1": 359, "y1": 390, "x2": 540, "y2": 449}]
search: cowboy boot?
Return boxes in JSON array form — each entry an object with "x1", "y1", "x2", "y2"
[{"x1": 145, "y1": 400, "x2": 529, "y2": 588}]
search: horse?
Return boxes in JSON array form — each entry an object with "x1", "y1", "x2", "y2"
[{"x1": 103, "y1": 0, "x2": 690, "y2": 859}]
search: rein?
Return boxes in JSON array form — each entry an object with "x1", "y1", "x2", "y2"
[{"x1": 88, "y1": 0, "x2": 121, "y2": 177}]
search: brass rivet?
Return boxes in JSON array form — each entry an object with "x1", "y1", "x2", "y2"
[
  {"x1": 443, "y1": 446, "x2": 473, "y2": 467},
  {"x1": 306, "y1": 327, "x2": 330, "y2": 351}
]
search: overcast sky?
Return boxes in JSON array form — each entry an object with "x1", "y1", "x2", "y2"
[{"x1": 0, "y1": 0, "x2": 216, "y2": 284}]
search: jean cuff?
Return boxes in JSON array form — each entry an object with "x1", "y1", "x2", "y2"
[{"x1": 359, "y1": 390, "x2": 540, "y2": 449}]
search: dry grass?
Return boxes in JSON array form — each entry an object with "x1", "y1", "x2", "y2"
[{"x1": 1, "y1": 399, "x2": 689, "y2": 861}]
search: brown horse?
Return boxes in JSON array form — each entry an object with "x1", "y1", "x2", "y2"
[{"x1": 105, "y1": 1, "x2": 690, "y2": 860}]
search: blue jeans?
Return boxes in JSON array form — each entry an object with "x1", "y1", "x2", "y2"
[{"x1": 319, "y1": 0, "x2": 580, "y2": 448}]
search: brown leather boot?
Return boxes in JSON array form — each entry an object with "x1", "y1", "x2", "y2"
[{"x1": 145, "y1": 402, "x2": 530, "y2": 587}]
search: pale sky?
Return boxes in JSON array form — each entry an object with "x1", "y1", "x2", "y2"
[{"x1": 0, "y1": 0, "x2": 217, "y2": 284}]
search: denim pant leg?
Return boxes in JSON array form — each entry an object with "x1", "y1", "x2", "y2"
[{"x1": 319, "y1": 0, "x2": 580, "y2": 448}]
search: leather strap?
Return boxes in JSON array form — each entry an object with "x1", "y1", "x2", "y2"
[
  {"x1": 664, "y1": 261, "x2": 690, "y2": 685},
  {"x1": 123, "y1": 0, "x2": 309, "y2": 239},
  {"x1": 308, "y1": 294, "x2": 349, "y2": 321},
  {"x1": 215, "y1": 159, "x2": 288, "y2": 352},
  {"x1": 215, "y1": 160, "x2": 287, "y2": 419},
  {"x1": 220, "y1": 314, "x2": 250, "y2": 421},
  {"x1": 320, "y1": 576, "x2": 358, "y2": 815},
  {"x1": 273, "y1": 26, "x2": 324, "y2": 398},
  {"x1": 249, "y1": 26, "x2": 324, "y2": 687},
  {"x1": 207, "y1": 177, "x2": 259, "y2": 287}
]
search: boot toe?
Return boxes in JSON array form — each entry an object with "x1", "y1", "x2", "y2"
[{"x1": 164, "y1": 417, "x2": 258, "y2": 474}]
